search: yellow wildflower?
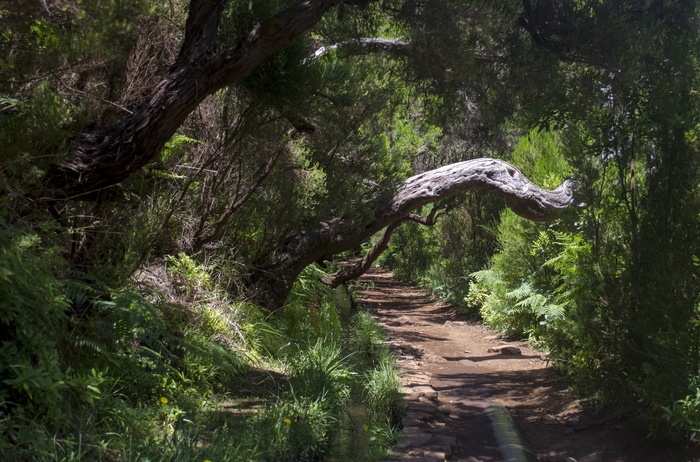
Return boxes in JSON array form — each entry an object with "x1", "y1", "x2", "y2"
[
  {"x1": 283, "y1": 418, "x2": 292, "y2": 424},
  {"x1": 159, "y1": 397, "x2": 169, "y2": 404}
]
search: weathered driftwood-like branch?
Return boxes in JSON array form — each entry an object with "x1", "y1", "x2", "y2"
[
  {"x1": 257, "y1": 158, "x2": 575, "y2": 307},
  {"x1": 384, "y1": 158, "x2": 573, "y2": 223}
]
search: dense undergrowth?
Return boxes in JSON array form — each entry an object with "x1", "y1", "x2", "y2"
[
  {"x1": 381, "y1": 128, "x2": 700, "y2": 442},
  {"x1": 0, "y1": 224, "x2": 402, "y2": 461},
  {"x1": 2, "y1": 0, "x2": 699, "y2": 452}
]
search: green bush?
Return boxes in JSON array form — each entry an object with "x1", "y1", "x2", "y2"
[{"x1": 0, "y1": 228, "x2": 71, "y2": 456}]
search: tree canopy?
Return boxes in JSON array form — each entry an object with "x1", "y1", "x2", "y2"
[{"x1": 1, "y1": 0, "x2": 699, "y2": 456}]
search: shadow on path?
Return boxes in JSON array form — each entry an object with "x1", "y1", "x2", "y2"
[{"x1": 353, "y1": 266, "x2": 700, "y2": 462}]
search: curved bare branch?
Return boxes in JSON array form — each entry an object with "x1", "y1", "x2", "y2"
[{"x1": 257, "y1": 158, "x2": 575, "y2": 307}]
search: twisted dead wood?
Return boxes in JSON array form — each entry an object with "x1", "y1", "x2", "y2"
[{"x1": 258, "y1": 158, "x2": 575, "y2": 306}]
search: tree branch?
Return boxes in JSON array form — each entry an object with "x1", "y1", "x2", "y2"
[
  {"x1": 39, "y1": 0, "x2": 352, "y2": 201},
  {"x1": 322, "y1": 218, "x2": 405, "y2": 287},
  {"x1": 322, "y1": 206, "x2": 443, "y2": 288},
  {"x1": 257, "y1": 158, "x2": 575, "y2": 306},
  {"x1": 303, "y1": 37, "x2": 410, "y2": 63},
  {"x1": 176, "y1": 0, "x2": 225, "y2": 65}
]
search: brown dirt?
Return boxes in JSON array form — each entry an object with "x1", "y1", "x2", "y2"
[{"x1": 354, "y1": 267, "x2": 700, "y2": 462}]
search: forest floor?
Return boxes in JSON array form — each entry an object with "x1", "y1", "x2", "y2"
[{"x1": 354, "y1": 267, "x2": 700, "y2": 462}]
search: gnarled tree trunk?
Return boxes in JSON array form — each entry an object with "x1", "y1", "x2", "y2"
[
  {"x1": 39, "y1": 0, "x2": 348, "y2": 201},
  {"x1": 254, "y1": 158, "x2": 575, "y2": 309}
]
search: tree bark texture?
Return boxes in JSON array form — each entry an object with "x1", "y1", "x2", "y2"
[
  {"x1": 40, "y1": 0, "x2": 344, "y2": 200},
  {"x1": 257, "y1": 158, "x2": 574, "y2": 308}
]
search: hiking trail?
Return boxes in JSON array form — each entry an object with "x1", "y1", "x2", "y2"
[{"x1": 354, "y1": 266, "x2": 699, "y2": 462}]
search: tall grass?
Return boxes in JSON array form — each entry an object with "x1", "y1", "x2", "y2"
[{"x1": 0, "y1": 231, "x2": 402, "y2": 461}]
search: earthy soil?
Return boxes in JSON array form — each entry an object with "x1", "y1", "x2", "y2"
[{"x1": 354, "y1": 267, "x2": 700, "y2": 462}]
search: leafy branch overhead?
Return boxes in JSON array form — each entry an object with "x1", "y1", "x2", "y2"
[{"x1": 40, "y1": 0, "x2": 369, "y2": 200}]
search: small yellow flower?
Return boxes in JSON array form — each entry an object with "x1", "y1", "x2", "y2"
[
  {"x1": 283, "y1": 418, "x2": 292, "y2": 424},
  {"x1": 204, "y1": 460, "x2": 212, "y2": 462},
  {"x1": 363, "y1": 424, "x2": 369, "y2": 431},
  {"x1": 159, "y1": 397, "x2": 169, "y2": 404}
]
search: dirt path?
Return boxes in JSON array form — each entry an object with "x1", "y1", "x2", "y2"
[{"x1": 354, "y1": 267, "x2": 700, "y2": 462}]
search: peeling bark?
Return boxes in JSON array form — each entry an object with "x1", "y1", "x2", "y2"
[
  {"x1": 304, "y1": 37, "x2": 410, "y2": 62},
  {"x1": 256, "y1": 158, "x2": 575, "y2": 308}
]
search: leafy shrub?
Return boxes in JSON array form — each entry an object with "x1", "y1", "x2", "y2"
[
  {"x1": 0, "y1": 227, "x2": 71, "y2": 455},
  {"x1": 259, "y1": 391, "x2": 338, "y2": 461},
  {"x1": 288, "y1": 338, "x2": 353, "y2": 413},
  {"x1": 165, "y1": 253, "x2": 211, "y2": 298},
  {"x1": 658, "y1": 389, "x2": 700, "y2": 441}
]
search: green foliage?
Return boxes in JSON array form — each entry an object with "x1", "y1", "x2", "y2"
[
  {"x1": 348, "y1": 310, "x2": 387, "y2": 358},
  {"x1": 659, "y1": 389, "x2": 700, "y2": 441},
  {"x1": 380, "y1": 217, "x2": 439, "y2": 282},
  {"x1": 2, "y1": 0, "x2": 698, "y2": 452},
  {"x1": 1, "y1": 0, "x2": 151, "y2": 84},
  {"x1": 165, "y1": 253, "x2": 211, "y2": 297},
  {"x1": 363, "y1": 359, "x2": 403, "y2": 427},
  {"x1": 258, "y1": 391, "x2": 339, "y2": 461},
  {"x1": 282, "y1": 264, "x2": 342, "y2": 343},
  {"x1": 0, "y1": 84, "x2": 72, "y2": 194},
  {"x1": 288, "y1": 338, "x2": 353, "y2": 414},
  {"x1": 0, "y1": 224, "x2": 71, "y2": 453}
]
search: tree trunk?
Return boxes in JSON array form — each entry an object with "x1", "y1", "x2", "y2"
[
  {"x1": 39, "y1": 0, "x2": 344, "y2": 201},
  {"x1": 255, "y1": 158, "x2": 575, "y2": 309}
]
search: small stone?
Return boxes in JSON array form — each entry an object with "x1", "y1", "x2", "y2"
[
  {"x1": 403, "y1": 426, "x2": 425, "y2": 437},
  {"x1": 430, "y1": 424, "x2": 453, "y2": 436},
  {"x1": 405, "y1": 410, "x2": 432, "y2": 421},
  {"x1": 566, "y1": 417, "x2": 580, "y2": 426},
  {"x1": 401, "y1": 418, "x2": 422, "y2": 427},
  {"x1": 396, "y1": 434, "x2": 433, "y2": 450},
  {"x1": 422, "y1": 448, "x2": 447, "y2": 459},
  {"x1": 500, "y1": 346, "x2": 522, "y2": 355},
  {"x1": 407, "y1": 385, "x2": 439, "y2": 400}
]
